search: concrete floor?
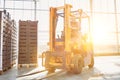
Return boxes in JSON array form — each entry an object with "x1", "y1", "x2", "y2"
[{"x1": 0, "y1": 56, "x2": 120, "y2": 80}]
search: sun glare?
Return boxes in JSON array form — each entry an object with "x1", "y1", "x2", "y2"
[{"x1": 92, "y1": 20, "x2": 108, "y2": 44}]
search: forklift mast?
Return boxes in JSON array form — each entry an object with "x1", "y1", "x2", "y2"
[
  {"x1": 49, "y1": 4, "x2": 90, "y2": 52},
  {"x1": 49, "y1": 4, "x2": 72, "y2": 52}
]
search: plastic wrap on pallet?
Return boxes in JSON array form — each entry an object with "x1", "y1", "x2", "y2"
[{"x1": 0, "y1": 10, "x2": 17, "y2": 72}]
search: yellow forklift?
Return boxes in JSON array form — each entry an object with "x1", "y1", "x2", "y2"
[{"x1": 42, "y1": 4, "x2": 94, "y2": 74}]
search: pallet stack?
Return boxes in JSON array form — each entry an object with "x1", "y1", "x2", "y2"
[
  {"x1": 0, "y1": 10, "x2": 17, "y2": 74},
  {"x1": 18, "y1": 20, "x2": 38, "y2": 68},
  {"x1": 11, "y1": 20, "x2": 17, "y2": 66}
]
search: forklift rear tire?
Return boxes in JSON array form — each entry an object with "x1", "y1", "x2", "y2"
[
  {"x1": 88, "y1": 56, "x2": 94, "y2": 68},
  {"x1": 72, "y1": 55, "x2": 83, "y2": 74},
  {"x1": 48, "y1": 67, "x2": 55, "y2": 74}
]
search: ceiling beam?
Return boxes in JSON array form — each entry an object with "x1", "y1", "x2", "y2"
[
  {"x1": 5, "y1": 0, "x2": 38, "y2": 1},
  {"x1": 0, "y1": 7, "x2": 49, "y2": 11}
]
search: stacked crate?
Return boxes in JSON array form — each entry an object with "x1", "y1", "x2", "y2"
[
  {"x1": 0, "y1": 10, "x2": 17, "y2": 74},
  {"x1": 18, "y1": 20, "x2": 38, "y2": 67},
  {"x1": 11, "y1": 20, "x2": 17, "y2": 66}
]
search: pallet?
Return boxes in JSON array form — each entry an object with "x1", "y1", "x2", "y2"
[
  {"x1": 3, "y1": 66, "x2": 12, "y2": 71},
  {"x1": 0, "y1": 66, "x2": 12, "y2": 75},
  {"x1": 11, "y1": 63, "x2": 15, "y2": 67},
  {"x1": 18, "y1": 64, "x2": 38, "y2": 69},
  {"x1": 0, "y1": 70, "x2": 3, "y2": 75},
  {"x1": 11, "y1": 62, "x2": 16, "y2": 66}
]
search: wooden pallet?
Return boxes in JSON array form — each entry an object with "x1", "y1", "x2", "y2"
[
  {"x1": 11, "y1": 62, "x2": 16, "y2": 66},
  {"x1": 0, "y1": 70, "x2": 3, "y2": 75},
  {"x1": 0, "y1": 66, "x2": 12, "y2": 75},
  {"x1": 18, "y1": 64, "x2": 38, "y2": 69}
]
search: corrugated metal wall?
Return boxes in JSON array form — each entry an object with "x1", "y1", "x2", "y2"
[{"x1": 0, "y1": 0, "x2": 120, "y2": 54}]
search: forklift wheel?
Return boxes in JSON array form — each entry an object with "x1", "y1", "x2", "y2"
[
  {"x1": 88, "y1": 56, "x2": 94, "y2": 68},
  {"x1": 48, "y1": 67, "x2": 55, "y2": 74},
  {"x1": 72, "y1": 55, "x2": 83, "y2": 74}
]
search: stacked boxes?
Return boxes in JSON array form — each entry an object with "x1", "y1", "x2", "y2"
[
  {"x1": 19, "y1": 20, "x2": 38, "y2": 65},
  {"x1": 0, "y1": 10, "x2": 17, "y2": 73},
  {"x1": 11, "y1": 20, "x2": 17, "y2": 66}
]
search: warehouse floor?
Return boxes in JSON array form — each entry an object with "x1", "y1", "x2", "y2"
[{"x1": 0, "y1": 56, "x2": 120, "y2": 80}]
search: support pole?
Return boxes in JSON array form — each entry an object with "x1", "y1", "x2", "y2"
[
  {"x1": 64, "y1": 0, "x2": 66, "y2": 5},
  {"x1": 90, "y1": 0, "x2": 94, "y2": 52},
  {"x1": 90, "y1": 0, "x2": 93, "y2": 33},
  {"x1": 4, "y1": 0, "x2": 6, "y2": 10},
  {"x1": 114, "y1": 0, "x2": 119, "y2": 53},
  {"x1": 34, "y1": 0, "x2": 37, "y2": 20}
]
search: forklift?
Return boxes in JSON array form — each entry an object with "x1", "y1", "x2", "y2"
[{"x1": 42, "y1": 4, "x2": 94, "y2": 74}]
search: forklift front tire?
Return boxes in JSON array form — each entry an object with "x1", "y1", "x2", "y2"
[
  {"x1": 72, "y1": 55, "x2": 83, "y2": 74},
  {"x1": 48, "y1": 67, "x2": 55, "y2": 74}
]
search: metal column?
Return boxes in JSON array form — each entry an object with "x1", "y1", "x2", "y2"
[
  {"x1": 34, "y1": 0, "x2": 37, "y2": 20},
  {"x1": 114, "y1": 0, "x2": 119, "y2": 53},
  {"x1": 89, "y1": 0, "x2": 93, "y2": 33},
  {"x1": 3, "y1": 0, "x2": 6, "y2": 10}
]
